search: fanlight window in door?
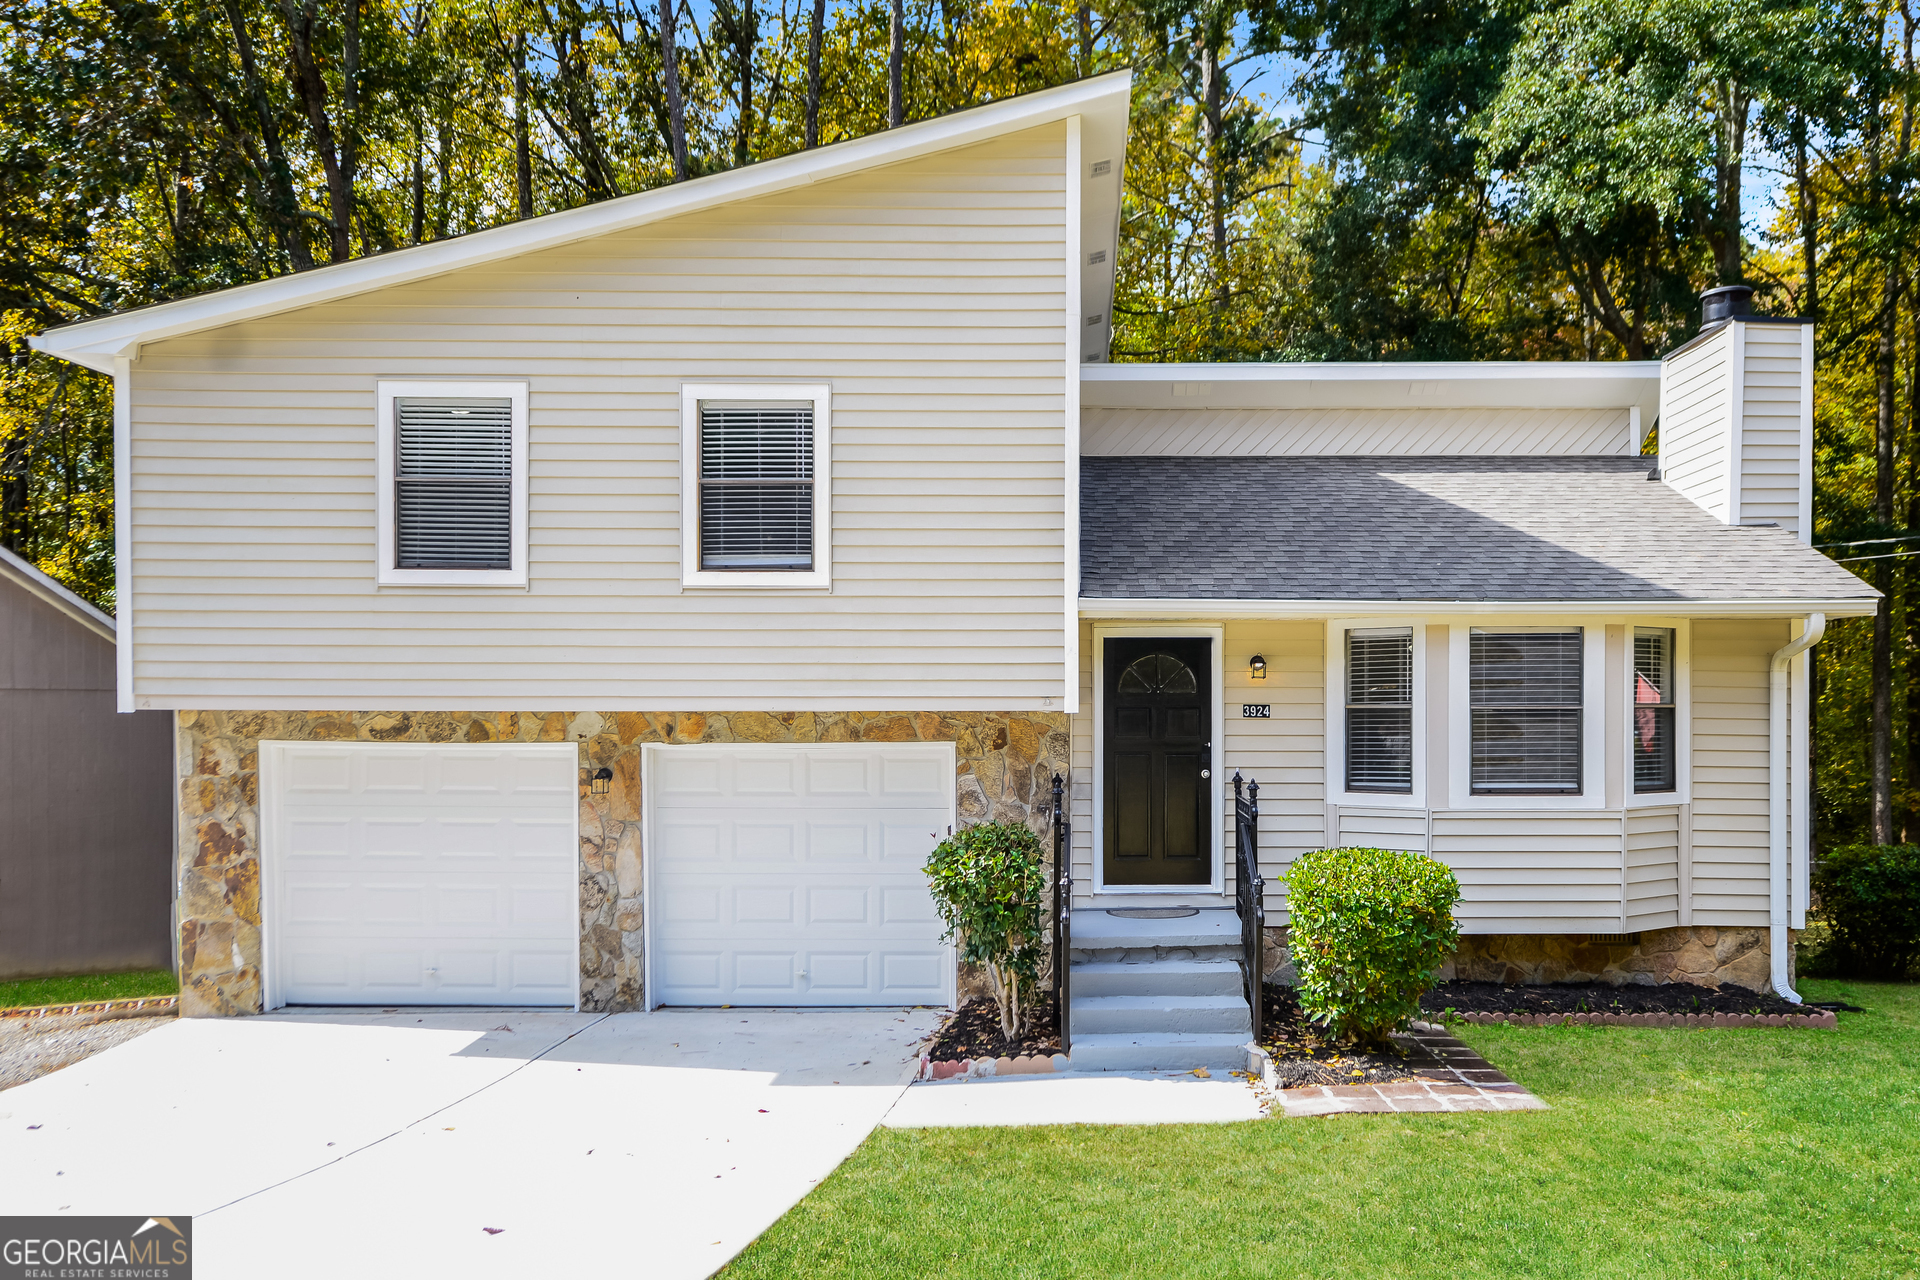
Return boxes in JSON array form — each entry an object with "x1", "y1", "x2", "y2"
[{"x1": 1118, "y1": 652, "x2": 1198, "y2": 694}]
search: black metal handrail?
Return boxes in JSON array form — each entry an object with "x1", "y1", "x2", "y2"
[
  {"x1": 1051, "y1": 771, "x2": 1071, "y2": 1056},
  {"x1": 1233, "y1": 770, "x2": 1263, "y2": 1046}
]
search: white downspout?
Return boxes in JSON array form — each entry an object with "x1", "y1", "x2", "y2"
[{"x1": 1769, "y1": 613, "x2": 1825, "y2": 1003}]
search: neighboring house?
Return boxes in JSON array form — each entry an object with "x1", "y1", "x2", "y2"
[
  {"x1": 1, "y1": 546, "x2": 173, "y2": 979},
  {"x1": 30, "y1": 71, "x2": 1873, "y2": 1068}
]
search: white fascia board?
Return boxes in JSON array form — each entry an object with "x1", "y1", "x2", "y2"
[
  {"x1": 31, "y1": 72, "x2": 1134, "y2": 373},
  {"x1": 1079, "y1": 597, "x2": 1880, "y2": 620},
  {"x1": 1079, "y1": 359, "x2": 1663, "y2": 417},
  {"x1": 0, "y1": 543, "x2": 116, "y2": 643}
]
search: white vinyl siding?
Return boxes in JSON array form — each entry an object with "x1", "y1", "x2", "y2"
[
  {"x1": 1624, "y1": 804, "x2": 1682, "y2": 930},
  {"x1": 1658, "y1": 327, "x2": 1734, "y2": 523},
  {"x1": 1688, "y1": 618, "x2": 1779, "y2": 925},
  {"x1": 1658, "y1": 319, "x2": 1811, "y2": 540},
  {"x1": 1081, "y1": 406, "x2": 1634, "y2": 457},
  {"x1": 125, "y1": 125, "x2": 1070, "y2": 709},
  {"x1": 1738, "y1": 323, "x2": 1810, "y2": 537}
]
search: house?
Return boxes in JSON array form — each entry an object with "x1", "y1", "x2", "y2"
[
  {"x1": 1, "y1": 546, "x2": 173, "y2": 980},
  {"x1": 29, "y1": 71, "x2": 1873, "y2": 1069}
]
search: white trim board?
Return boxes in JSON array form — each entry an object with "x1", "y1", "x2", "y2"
[
  {"x1": 1324, "y1": 618, "x2": 1430, "y2": 810},
  {"x1": 1081, "y1": 597, "x2": 1878, "y2": 620},
  {"x1": 375, "y1": 380, "x2": 530, "y2": 588},
  {"x1": 679, "y1": 383, "x2": 833, "y2": 590}
]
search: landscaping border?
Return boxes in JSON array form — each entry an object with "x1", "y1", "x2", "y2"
[
  {"x1": 917, "y1": 1052, "x2": 1068, "y2": 1080},
  {"x1": 1439, "y1": 1008, "x2": 1836, "y2": 1029},
  {"x1": 0, "y1": 996, "x2": 180, "y2": 1023}
]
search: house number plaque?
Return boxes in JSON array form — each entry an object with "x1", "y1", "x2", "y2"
[{"x1": 1241, "y1": 704, "x2": 1271, "y2": 718}]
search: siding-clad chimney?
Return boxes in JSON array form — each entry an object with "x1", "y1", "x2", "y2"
[{"x1": 1657, "y1": 289, "x2": 1814, "y2": 542}]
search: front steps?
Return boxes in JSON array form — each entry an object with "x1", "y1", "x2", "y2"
[{"x1": 1065, "y1": 908, "x2": 1253, "y2": 1072}]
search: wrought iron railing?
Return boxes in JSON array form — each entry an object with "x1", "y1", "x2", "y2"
[
  {"x1": 1233, "y1": 770, "x2": 1264, "y2": 1046},
  {"x1": 1051, "y1": 771, "x2": 1071, "y2": 1056}
]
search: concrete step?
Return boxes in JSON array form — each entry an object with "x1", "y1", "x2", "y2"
[
  {"x1": 1070, "y1": 908, "x2": 1243, "y2": 951},
  {"x1": 1069, "y1": 994, "x2": 1252, "y2": 1036},
  {"x1": 1066, "y1": 1031, "x2": 1252, "y2": 1073},
  {"x1": 1070, "y1": 958, "x2": 1245, "y2": 998}
]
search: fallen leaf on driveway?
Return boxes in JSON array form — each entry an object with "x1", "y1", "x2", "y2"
[
  {"x1": 1192, "y1": 1068, "x2": 1211, "y2": 1079},
  {"x1": 482, "y1": 1228, "x2": 504, "y2": 1235}
]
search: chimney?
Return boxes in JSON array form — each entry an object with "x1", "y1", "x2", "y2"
[{"x1": 1657, "y1": 289, "x2": 1813, "y2": 542}]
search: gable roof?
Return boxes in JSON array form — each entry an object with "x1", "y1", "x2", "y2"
[
  {"x1": 1080, "y1": 454, "x2": 1876, "y2": 613},
  {"x1": 0, "y1": 545, "x2": 115, "y2": 643},
  {"x1": 32, "y1": 72, "x2": 1132, "y2": 374}
]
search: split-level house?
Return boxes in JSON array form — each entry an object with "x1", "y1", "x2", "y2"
[{"x1": 31, "y1": 71, "x2": 1874, "y2": 1070}]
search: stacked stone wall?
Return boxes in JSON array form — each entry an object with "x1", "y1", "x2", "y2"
[{"x1": 175, "y1": 709, "x2": 1070, "y2": 1017}]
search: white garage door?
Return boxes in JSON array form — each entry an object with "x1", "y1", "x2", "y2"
[
  {"x1": 648, "y1": 743, "x2": 954, "y2": 1007},
  {"x1": 264, "y1": 742, "x2": 577, "y2": 1007}
]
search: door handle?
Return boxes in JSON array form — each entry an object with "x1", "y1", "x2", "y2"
[{"x1": 1201, "y1": 769, "x2": 1211, "y2": 779}]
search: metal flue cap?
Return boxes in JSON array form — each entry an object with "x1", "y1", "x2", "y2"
[{"x1": 1700, "y1": 284, "x2": 1754, "y2": 327}]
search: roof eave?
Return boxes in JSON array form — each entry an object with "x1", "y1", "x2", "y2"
[
  {"x1": 1078, "y1": 596, "x2": 1878, "y2": 620},
  {"x1": 0, "y1": 545, "x2": 116, "y2": 642}
]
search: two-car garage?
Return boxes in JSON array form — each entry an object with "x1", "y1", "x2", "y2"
[{"x1": 260, "y1": 740, "x2": 955, "y2": 1010}]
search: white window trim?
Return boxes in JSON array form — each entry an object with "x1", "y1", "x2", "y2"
[
  {"x1": 1089, "y1": 624, "x2": 1226, "y2": 897},
  {"x1": 1447, "y1": 622, "x2": 1606, "y2": 810},
  {"x1": 1326, "y1": 618, "x2": 1428, "y2": 809},
  {"x1": 375, "y1": 379, "x2": 529, "y2": 587},
  {"x1": 680, "y1": 382, "x2": 832, "y2": 589},
  {"x1": 1624, "y1": 618, "x2": 1692, "y2": 807}
]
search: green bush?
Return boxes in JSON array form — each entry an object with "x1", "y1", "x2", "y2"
[
  {"x1": 1812, "y1": 844, "x2": 1920, "y2": 980},
  {"x1": 924, "y1": 821, "x2": 1049, "y2": 1039},
  {"x1": 1283, "y1": 846, "x2": 1461, "y2": 1049}
]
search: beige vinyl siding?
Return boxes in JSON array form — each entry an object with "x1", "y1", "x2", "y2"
[
  {"x1": 1625, "y1": 804, "x2": 1682, "y2": 930},
  {"x1": 1658, "y1": 327, "x2": 1734, "y2": 523},
  {"x1": 1429, "y1": 811, "x2": 1628, "y2": 933},
  {"x1": 1081, "y1": 406, "x2": 1633, "y2": 457},
  {"x1": 1738, "y1": 322, "x2": 1809, "y2": 537},
  {"x1": 127, "y1": 126, "x2": 1069, "y2": 709},
  {"x1": 1688, "y1": 618, "x2": 1780, "y2": 925},
  {"x1": 1336, "y1": 807, "x2": 1427, "y2": 853}
]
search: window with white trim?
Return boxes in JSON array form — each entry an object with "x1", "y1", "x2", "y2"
[
  {"x1": 680, "y1": 384, "x2": 831, "y2": 587},
  {"x1": 1346, "y1": 628, "x2": 1413, "y2": 793},
  {"x1": 1469, "y1": 628, "x2": 1583, "y2": 795},
  {"x1": 1633, "y1": 627, "x2": 1677, "y2": 793},
  {"x1": 375, "y1": 380, "x2": 528, "y2": 586}
]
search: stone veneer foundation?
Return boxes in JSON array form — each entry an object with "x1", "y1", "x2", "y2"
[{"x1": 175, "y1": 709, "x2": 1070, "y2": 1018}]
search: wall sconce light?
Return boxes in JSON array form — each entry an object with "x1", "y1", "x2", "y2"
[
  {"x1": 1249, "y1": 654, "x2": 1268, "y2": 681},
  {"x1": 590, "y1": 767, "x2": 613, "y2": 795}
]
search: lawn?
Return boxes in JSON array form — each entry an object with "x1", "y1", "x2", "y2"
[
  {"x1": 0, "y1": 969, "x2": 178, "y2": 1009},
  {"x1": 726, "y1": 979, "x2": 1918, "y2": 1278}
]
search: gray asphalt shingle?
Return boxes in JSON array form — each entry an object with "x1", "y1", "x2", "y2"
[{"x1": 1080, "y1": 455, "x2": 1875, "y2": 603}]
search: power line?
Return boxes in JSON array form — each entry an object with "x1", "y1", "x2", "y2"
[{"x1": 1815, "y1": 533, "x2": 1920, "y2": 549}]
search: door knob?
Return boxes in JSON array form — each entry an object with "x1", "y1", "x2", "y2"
[{"x1": 1201, "y1": 769, "x2": 1211, "y2": 779}]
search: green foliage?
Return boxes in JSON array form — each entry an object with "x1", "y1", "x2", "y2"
[
  {"x1": 1810, "y1": 845, "x2": 1920, "y2": 980},
  {"x1": 1283, "y1": 846, "x2": 1461, "y2": 1048},
  {"x1": 923, "y1": 820, "x2": 1048, "y2": 1039}
]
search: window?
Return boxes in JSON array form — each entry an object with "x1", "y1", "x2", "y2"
[
  {"x1": 1470, "y1": 628, "x2": 1583, "y2": 795},
  {"x1": 1346, "y1": 628, "x2": 1413, "y2": 793},
  {"x1": 681, "y1": 384, "x2": 831, "y2": 587},
  {"x1": 1633, "y1": 628, "x2": 1677, "y2": 793},
  {"x1": 376, "y1": 381, "x2": 527, "y2": 586}
]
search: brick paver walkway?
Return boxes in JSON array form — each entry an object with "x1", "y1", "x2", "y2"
[{"x1": 1266, "y1": 1021, "x2": 1548, "y2": 1118}]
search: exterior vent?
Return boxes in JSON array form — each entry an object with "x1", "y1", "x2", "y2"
[
  {"x1": 1586, "y1": 933, "x2": 1641, "y2": 946},
  {"x1": 1088, "y1": 249, "x2": 1107, "y2": 265},
  {"x1": 1086, "y1": 313, "x2": 1105, "y2": 327},
  {"x1": 395, "y1": 397, "x2": 512, "y2": 569}
]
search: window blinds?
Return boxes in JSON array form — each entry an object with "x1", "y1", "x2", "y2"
[
  {"x1": 699, "y1": 403, "x2": 814, "y2": 570},
  {"x1": 1469, "y1": 629, "x2": 1583, "y2": 794},
  {"x1": 1633, "y1": 628, "x2": 1676, "y2": 793},
  {"x1": 395, "y1": 397, "x2": 513, "y2": 570},
  {"x1": 1347, "y1": 629, "x2": 1413, "y2": 793}
]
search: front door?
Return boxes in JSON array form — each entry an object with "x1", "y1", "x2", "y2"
[{"x1": 1102, "y1": 636, "x2": 1212, "y2": 887}]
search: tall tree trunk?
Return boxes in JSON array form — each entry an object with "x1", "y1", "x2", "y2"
[
  {"x1": 410, "y1": 118, "x2": 425, "y2": 244},
  {"x1": 219, "y1": 0, "x2": 314, "y2": 270},
  {"x1": 734, "y1": 0, "x2": 755, "y2": 166},
  {"x1": 888, "y1": 0, "x2": 904, "y2": 128},
  {"x1": 804, "y1": 0, "x2": 824, "y2": 148},
  {"x1": 341, "y1": 0, "x2": 359, "y2": 242},
  {"x1": 282, "y1": 0, "x2": 353, "y2": 262},
  {"x1": 1078, "y1": 0, "x2": 1092, "y2": 76},
  {"x1": 1712, "y1": 80, "x2": 1747, "y2": 283},
  {"x1": 1908, "y1": 302, "x2": 1920, "y2": 839},
  {"x1": 515, "y1": 33, "x2": 533, "y2": 218},
  {"x1": 1198, "y1": 28, "x2": 1228, "y2": 325},
  {"x1": 1796, "y1": 119, "x2": 1818, "y2": 318},
  {"x1": 660, "y1": 0, "x2": 687, "y2": 180},
  {"x1": 1873, "y1": 268, "x2": 1900, "y2": 844}
]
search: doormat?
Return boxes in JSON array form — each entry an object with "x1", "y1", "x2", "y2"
[{"x1": 1106, "y1": 907, "x2": 1199, "y2": 919}]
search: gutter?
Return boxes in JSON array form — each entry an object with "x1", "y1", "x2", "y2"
[{"x1": 1769, "y1": 614, "x2": 1825, "y2": 1003}]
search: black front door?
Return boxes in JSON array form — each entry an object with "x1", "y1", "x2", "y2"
[{"x1": 1103, "y1": 636, "x2": 1212, "y2": 886}]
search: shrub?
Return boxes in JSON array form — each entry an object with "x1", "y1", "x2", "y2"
[
  {"x1": 1813, "y1": 844, "x2": 1920, "y2": 980},
  {"x1": 924, "y1": 821, "x2": 1049, "y2": 1039},
  {"x1": 1283, "y1": 846, "x2": 1461, "y2": 1049}
]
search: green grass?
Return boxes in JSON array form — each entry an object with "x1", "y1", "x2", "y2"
[
  {"x1": 0, "y1": 969, "x2": 178, "y2": 1009},
  {"x1": 727, "y1": 979, "x2": 1919, "y2": 1279}
]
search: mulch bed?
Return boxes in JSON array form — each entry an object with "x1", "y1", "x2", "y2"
[
  {"x1": 925, "y1": 994, "x2": 1061, "y2": 1064},
  {"x1": 1255, "y1": 984, "x2": 1432, "y2": 1089},
  {"x1": 1418, "y1": 980, "x2": 1832, "y2": 1018}
]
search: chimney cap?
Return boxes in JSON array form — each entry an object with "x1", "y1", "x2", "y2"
[{"x1": 1701, "y1": 284, "x2": 1754, "y2": 327}]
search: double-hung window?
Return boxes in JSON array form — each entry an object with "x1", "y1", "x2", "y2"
[
  {"x1": 1633, "y1": 628, "x2": 1677, "y2": 793},
  {"x1": 1346, "y1": 628, "x2": 1414, "y2": 793},
  {"x1": 681, "y1": 384, "x2": 831, "y2": 587},
  {"x1": 376, "y1": 381, "x2": 528, "y2": 586},
  {"x1": 1469, "y1": 628, "x2": 1583, "y2": 795}
]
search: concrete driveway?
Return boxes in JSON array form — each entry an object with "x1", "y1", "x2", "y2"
[{"x1": 0, "y1": 1006, "x2": 942, "y2": 1279}]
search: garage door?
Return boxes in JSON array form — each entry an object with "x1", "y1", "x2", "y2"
[
  {"x1": 263, "y1": 742, "x2": 577, "y2": 1007},
  {"x1": 648, "y1": 743, "x2": 954, "y2": 1007}
]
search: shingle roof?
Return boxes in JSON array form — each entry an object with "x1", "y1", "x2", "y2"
[{"x1": 1081, "y1": 455, "x2": 1876, "y2": 603}]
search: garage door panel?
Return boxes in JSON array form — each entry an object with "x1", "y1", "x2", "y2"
[
  {"x1": 807, "y1": 886, "x2": 870, "y2": 925},
  {"x1": 734, "y1": 886, "x2": 796, "y2": 924}
]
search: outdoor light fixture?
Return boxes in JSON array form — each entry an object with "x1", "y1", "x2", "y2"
[
  {"x1": 590, "y1": 767, "x2": 613, "y2": 795},
  {"x1": 1249, "y1": 654, "x2": 1268, "y2": 681}
]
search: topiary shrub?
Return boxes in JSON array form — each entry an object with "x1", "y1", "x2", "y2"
[
  {"x1": 1283, "y1": 846, "x2": 1462, "y2": 1049},
  {"x1": 924, "y1": 821, "x2": 1048, "y2": 1039},
  {"x1": 1813, "y1": 844, "x2": 1920, "y2": 980}
]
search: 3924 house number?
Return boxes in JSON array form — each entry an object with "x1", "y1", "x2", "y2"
[{"x1": 1241, "y1": 704, "x2": 1272, "y2": 718}]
